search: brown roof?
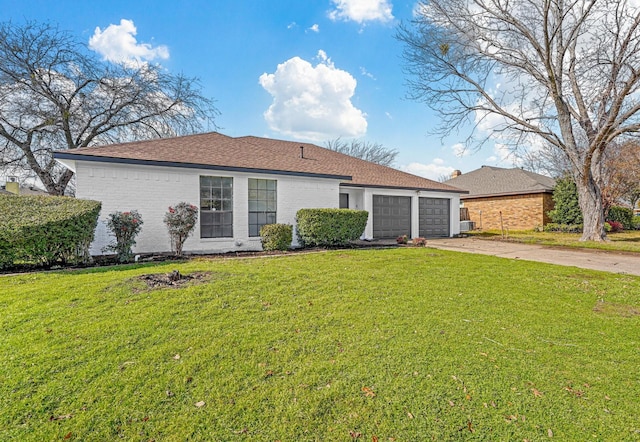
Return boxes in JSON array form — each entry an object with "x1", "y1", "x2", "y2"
[
  {"x1": 55, "y1": 132, "x2": 464, "y2": 193},
  {"x1": 444, "y1": 165, "x2": 555, "y2": 198}
]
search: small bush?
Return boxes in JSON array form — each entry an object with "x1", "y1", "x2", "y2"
[
  {"x1": 543, "y1": 223, "x2": 583, "y2": 233},
  {"x1": 260, "y1": 224, "x2": 293, "y2": 251},
  {"x1": 164, "y1": 202, "x2": 199, "y2": 256},
  {"x1": 396, "y1": 235, "x2": 408, "y2": 244},
  {"x1": 0, "y1": 194, "x2": 101, "y2": 268},
  {"x1": 607, "y1": 206, "x2": 634, "y2": 230},
  {"x1": 607, "y1": 220, "x2": 624, "y2": 233},
  {"x1": 634, "y1": 216, "x2": 640, "y2": 231},
  {"x1": 296, "y1": 208, "x2": 368, "y2": 247},
  {"x1": 412, "y1": 237, "x2": 427, "y2": 247},
  {"x1": 104, "y1": 210, "x2": 143, "y2": 263}
]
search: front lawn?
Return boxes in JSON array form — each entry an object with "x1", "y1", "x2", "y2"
[
  {"x1": 1, "y1": 249, "x2": 639, "y2": 440},
  {"x1": 470, "y1": 229, "x2": 640, "y2": 253}
]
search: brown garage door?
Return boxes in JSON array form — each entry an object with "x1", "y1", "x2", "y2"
[
  {"x1": 419, "y1": 198, "x2": 450, "y2": 237},
  {"x1": 373, "y1": 195, "x2": 411, "y2": 238}
]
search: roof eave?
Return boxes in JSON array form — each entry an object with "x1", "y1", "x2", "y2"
[
  {"x1": 340, "y1": 182, "x2": 469, "y2": 194},
  {"x1": 462, "y1": 189, "x2": 553, "y2": 199},
  {"x1": 53, "y1": 152, "x2": 352, "y2": 181}
]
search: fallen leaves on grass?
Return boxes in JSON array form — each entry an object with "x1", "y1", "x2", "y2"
[
  {"x1": 531, "y1": 388, "x2": 544, "y2": 398},
  {"x1": 349, "y1": 430, "x2": 361, "y2": 438},
  {"x1": 195, "y1": 401, "x2": 205, "y2": 408},
  {"x1": 50, "y1": 414, "x2": 72, "y2": 421},
  {"x1": 362, "y1": 386, "x2": 376, "y2": 398},
  {"x1": 173, "y1": 354, "x2": 180, "y2": 360}
]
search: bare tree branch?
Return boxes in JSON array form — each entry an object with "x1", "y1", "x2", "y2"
[
  {"x1": 0, "y1": 21, "x2": 219, "y2": 195},
  {"x1": 324, "y1": 138, "x2": 398, "y2": 167},
  {"x1": 398, "y1": 0, "x2": 640, "y2": 240}
]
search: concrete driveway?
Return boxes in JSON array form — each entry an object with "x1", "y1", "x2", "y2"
[{"x1": 427, "y1": 237, "x2": 640, "y2": 276}]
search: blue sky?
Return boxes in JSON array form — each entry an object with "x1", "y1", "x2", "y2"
[{"x1": 2, "y1": 0, "x2": 515, "y2": 180}]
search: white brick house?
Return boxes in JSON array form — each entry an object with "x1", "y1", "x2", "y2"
[{"x1": 54, "y1": 132, "x2": 465, "y2": 255}]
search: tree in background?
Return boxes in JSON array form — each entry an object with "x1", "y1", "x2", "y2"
[
  {"x1": 548, "y1": 177, "x2": 583, "y2": 226},
  {"x1": 599, "y1": 140, "x2": 640, "y2": 216},
  {"x1": 0, "y1": 21, "x2": 219, "y2": 195},
  {"x1": 324, "y1": 138, "x2": 398, "y2": 167},
  {"x1": 398, "y1": 0, "x2": 640, "y2": 241}
]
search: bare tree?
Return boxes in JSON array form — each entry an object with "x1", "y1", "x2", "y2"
[
  {"x1": 324, "y1": 138, "x2": 398, "y2": 166},
  {"x1": 518, "y1": 144, "x2": 571, "y2": 179},
  {"x1": 0, "y1": 21, "x2": 219, "y2": 195},
  {"x1": 599, "y1": 140, "x2": 640, "y2": 215},
  {"x1": 398, "y1": 0, "x2": 640, "y2": 241}
]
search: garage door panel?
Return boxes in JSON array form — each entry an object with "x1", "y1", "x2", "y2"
[
  {"x1": 373, "y1": 195, "x2": 411, "y2": 239},
  {"x1": 419, "y1": 198, "x2": 450, "y2": 238}
]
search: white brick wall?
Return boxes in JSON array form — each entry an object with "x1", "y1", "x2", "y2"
[
  {"x1": 70, "y1": 160, "x2": 462, "y2": 255},
  {"x1": 74, "y1": 161, "x2": 340, "y2": 255}
]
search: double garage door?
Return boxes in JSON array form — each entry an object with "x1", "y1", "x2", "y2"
[{"x1": 372, "y1": 195, "x2": 450, "y2": 239}]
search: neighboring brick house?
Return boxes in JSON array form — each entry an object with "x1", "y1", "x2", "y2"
[
  {"x1": 54, "y1": 132, "x2": 465, "y2": 255},
  {"x1": 445, "y1": 166, "x2": 555, "y2": 231}
]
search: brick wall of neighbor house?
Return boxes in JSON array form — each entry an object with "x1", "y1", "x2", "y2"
[
  {"x1": 462, "y1": 193, "x2": 554, "y2": 231},
  {"x1": 74, "y1": 161, "x2": 341, "y2": 255}
]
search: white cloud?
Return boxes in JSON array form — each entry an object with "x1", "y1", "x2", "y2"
[
  {"x1": 360, "y1": 66, "x2": 376, "y2": 79},
  {"x1": 287, "y1": 22, "x2": 298, "y2": 29},
  {"x1": 308, "y1": 24, "x2": 320, "y2": 33},
  {"x1": 402, "y1": 158, "x2": 455, "y2": 181},
  {"x1": 451, "y1": 142, "x2": 468, "y2": 157},
  {"x1": 259, "y1": 50, "x2": 367, "y2": 141},
  {"x1": 89, "y1": 19, "x2": 169, "y2": 65},
  {"x1": 328, "y1": 0, "x2": 394, "y2": 24}
]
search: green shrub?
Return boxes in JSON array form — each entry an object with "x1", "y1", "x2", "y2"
[
  {"x1": 103, "y1": 210, "x2": 143, "y2": 263},
  {"x1": 296, "y1": 208, "x2": 368, "y2": 247},
  {"x1": 607, "y1": 206, "x2": 634, "y2": 230},
  {"x1": 0, "y1": 194, "x2": 101, "y2": 268},
  {"x1": 548, "y1": 176, "x2": 583, "y2": 225},
  {"x1": 543, "y1": 223, "x2": 583, "y2": 233},
  {"x1": 164, "y1": 202, "x2": 199, "y2": 256},
  {"x1": 260, "y1": 224, "x2": 293, "y2": 251}
]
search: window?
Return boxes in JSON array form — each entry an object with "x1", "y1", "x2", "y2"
[
  {"x1": 200, "y1": 176, "x2": 233, "y2": 238},
  {"x1": 248, "y1": 178, "x2": 277, "y2": 237}
]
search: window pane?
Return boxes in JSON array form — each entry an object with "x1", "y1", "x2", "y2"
[
  {"x1": 267, "y1": 180, "x2": 276, "y2": 190},
  {"x1": 222, "y1": 177, "x2": 233, "y2": 188},
  {"x1": 248, "y1": 179, "x2": 257, "y2": 190},
  {"x1": 267, "y1": 213, "x2": 276, "y2": 224}
]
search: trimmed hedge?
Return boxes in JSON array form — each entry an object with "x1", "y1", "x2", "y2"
[
  {"x1": 296, "y1": 208, "x2": 368, "y2": 247},
  {"x1": 607, "y1": 206, "x2": 634, "y2": 230},
  {"x1": 260, "y1": 223, "x2": 293, "y2": 251},
  {"x1": 0, "y1": 195, "x2": 101, "y2": 268}
]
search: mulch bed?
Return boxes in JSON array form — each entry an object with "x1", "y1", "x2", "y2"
[{"x1": 0, "y1": 241, "x2": 400, "y2": 275}]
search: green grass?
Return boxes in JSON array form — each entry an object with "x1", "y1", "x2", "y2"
[
  {"x1": 470, "y1": 230, "x2": 640, "y2": 253},
  {"x1": 1, "y1": 249, "x2": 639, "y2": 441}
]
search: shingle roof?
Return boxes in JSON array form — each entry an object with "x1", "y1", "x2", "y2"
[
  {"x1": 444, "y1": 165, "x2": 555, "y2": 198},
  {"x1": 55, "y1": 132, "x2": 464, "y2": 193}
]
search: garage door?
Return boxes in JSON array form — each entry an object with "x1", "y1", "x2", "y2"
[
  {"x1": 373, "y1": 195, "x2": 411, "y2": 238},
  {"x1": 419, "y1": 198, "x2": 450, "y2": 237}
]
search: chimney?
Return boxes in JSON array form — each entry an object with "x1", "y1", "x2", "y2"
[
  {"x1": 299, "y1": 146, "x2": 305, "y2": 159},
  {"x1": 451, "y1": 170, "x2": 462, "y2": 179},
  {"x1": 5, "y1": 176, "x2": 19, "y2": 195}
]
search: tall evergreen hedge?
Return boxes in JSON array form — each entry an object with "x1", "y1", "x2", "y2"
[{"x1": 0, "y1": 195, "x2": 101, "y2": 269}]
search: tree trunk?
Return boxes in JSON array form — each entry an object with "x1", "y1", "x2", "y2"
[{"x1": 576, "y1": 173, "x2": 607, "y2": 241}]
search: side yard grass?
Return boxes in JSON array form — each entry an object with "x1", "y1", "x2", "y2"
[
  {"x1": 1, "y1": 248, "x2": 639, "y2": 440},
  {"x1": 470, "y1": 229, "x2": 640, "y2": 253}
]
